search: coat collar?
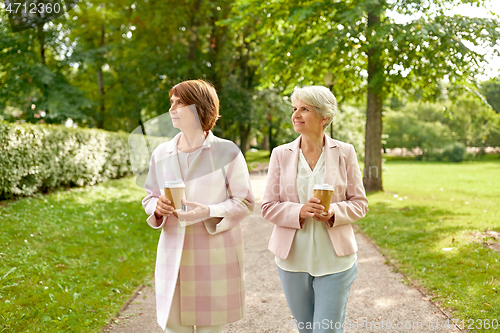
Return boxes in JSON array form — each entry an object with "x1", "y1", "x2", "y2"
[
  {"x1": 161, "y1": 130, "x2": 216, "y2": 182},
  {"x1": 282, "y1": 133, "x2": 340, "y2": 203},
  {"x1": 285, "y1": 133, "x2": 339, "y2": 152}
]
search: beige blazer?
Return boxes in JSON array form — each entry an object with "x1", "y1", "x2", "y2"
[{"x1": 261, "y1": 134, "x2": 368, "y2": 259}]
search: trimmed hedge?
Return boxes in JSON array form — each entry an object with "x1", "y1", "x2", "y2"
[{"x1": 0, "y1": 121, "x2": 132, "y2": 200}]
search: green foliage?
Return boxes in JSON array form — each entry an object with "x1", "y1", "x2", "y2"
[
  {"x1": 251, "y1": 89, "x2": 297, "y2": 151},
  {"x1": 1, "y1": 0, "x2": 260, "y2": 135},
  {"x1": 217, "y1": 77, "x2": 256, "y2": 143},
  {"x1": 383, "y1": 98, "x2": 500, "y2": 159},
  {"x1": 228, "y1": 0, "x2": 366, "y2": 97},
  {"x1": 230, "y1": 0, "x2": 500, "y2": 191},
  {"x1": 441, "y1": 142, "x2": 467, "y2": 162},
  {"x1": 445, "y1": 97, "x2": 500, "y2": 147},
  {"x1": 358, "y1": 159, "x2": 500, "y2": 325},
  {"x1": 2, "y1": 0, "x2": 500, "y2": 172},
  {"x1": 231, "y1": 0, "x2": 500, "y2": 98},
  {"x1": 64, "y1": 0, "x2": 168, "y2": 131},
  {"x1": 216, "y1": 80, "x2": 296, "y2": 154},
  {"x1": 480, "y1": 77, "x2": 500, "y2": 113},
  {"x1": 383, "y1": 109, "x2": 453, "y2": 155},
  {"x1": 0, "y1": 121, "x2": 131, "y2": 200},
  {"x1": 0, "y1": 8, "x2": 93, "y2": 125},
  {"x1": 332, "y1": 105, "x2": 366, "y2": 161},
  {"x1": 0, "y1": 177, "x2": 157, "y2": 332}
]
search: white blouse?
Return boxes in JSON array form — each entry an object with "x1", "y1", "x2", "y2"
[
  {"x1": 176, "y1": 147, "x2": 202, "y2": 180},
  {"x1": 275, "y1": 147, "x2": 357, "y2": 276}
]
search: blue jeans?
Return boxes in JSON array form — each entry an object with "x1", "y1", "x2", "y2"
[{"x1": 277, "y1": 260, "x2": 357, "y2": 333}]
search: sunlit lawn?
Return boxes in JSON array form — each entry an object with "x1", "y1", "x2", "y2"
[
  {"x1": 0, "y1": 178, "x2": 157, "y2": 332},
  {"x1": 245, "y1": 149, "x2": 270, "y2": 170},
  {"x1": 358, "y1": 156, "x2": 500, "y2": 331},
  {"x1": 1, "y1": 151, "x2": 499, "y2": 332},
  {"x1": 0, "y1": 151, "x2": 270, "y2": 332}
]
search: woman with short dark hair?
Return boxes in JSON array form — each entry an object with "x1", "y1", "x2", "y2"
[{"x1": 142, "y1": 79, "x2": 254, "y2": 333}]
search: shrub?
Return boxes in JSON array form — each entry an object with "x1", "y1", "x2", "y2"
[
  {"x1": 441, "y1": 142, "x2": 467, "y2": 162},
  {"x1": 419, "y1": 148, "x2": 443, "y2": 162},
  {"x1": 384, "y1": 110, "x2": 453, "y2": 159},
  {"x1": 0, "y1": 121, "x2": 132, "y2": 200}
]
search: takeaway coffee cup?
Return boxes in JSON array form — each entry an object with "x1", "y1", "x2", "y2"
[
  {"x1": 313, "y1": 184, "x2": 334, "y2": 215},
  {"x1": 163, "y1": 180, "x2": 185, "y2": 217}
]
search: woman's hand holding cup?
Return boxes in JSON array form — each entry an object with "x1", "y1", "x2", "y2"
[
  {"x1": 177, "y1": 199, "x2": 210, "y2": 222},
  {"x1": 300, "y1": 197, "x2": 325, "y2": 221},
  {"x1": 154, "y1": 195, "x2": 175, "y2": 219},
  {"x1": 313, "y1": 207, "x2": 335, "y2": 226}
]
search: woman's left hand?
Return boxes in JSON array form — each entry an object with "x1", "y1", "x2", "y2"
[
  {"x1": 313, "y1": 207, "x2": 335, "y2": 227},
  {"x1": 177, "y1": 199, "x2": 210, "y2": 221}
]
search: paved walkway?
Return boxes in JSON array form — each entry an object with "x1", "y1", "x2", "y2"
[{"x1": 104, "y1": 174, "x2": 459, "y2": 333}]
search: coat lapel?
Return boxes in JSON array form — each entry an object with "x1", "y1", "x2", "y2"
[
  {"x1": 164, "y1": 133, "x2": 183, "y2": 181},
  {"x1": 283, "y1": 136, "x2": 301, "y2": 203},
  {"x1": 184, "y1": 131, "x2": 214, "y2": 182}
]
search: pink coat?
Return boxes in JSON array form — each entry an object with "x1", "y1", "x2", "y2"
[
  {"x1": 142, "y1": 131, "x2": 254, "y2": 330},
  {"x1": 261, "y1": 134, "x2": 368, "y2": 259}
]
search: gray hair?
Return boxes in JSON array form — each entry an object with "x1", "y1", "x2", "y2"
[{"x1": 290, "y1": 86, "x2": 338, "y2": 129}]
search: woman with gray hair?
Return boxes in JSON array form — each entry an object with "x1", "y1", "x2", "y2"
[{"x1": 261, "y1": 86, "x2": 368, "y2": 333}]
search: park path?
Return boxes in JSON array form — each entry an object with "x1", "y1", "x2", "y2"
[{"x1": 103, "y1": 173, "x2": 460, "y2": 333}]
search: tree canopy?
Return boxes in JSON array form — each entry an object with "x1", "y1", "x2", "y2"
[
  {"x1": 229, "y1": 0, "x2": 500, "y2": 190},
  {"x1": 481, "y1": 77, "x2": 500, "y2": 113},
  {"x1": 1, "y1": 0, "x2": 500, "y2": 175}
]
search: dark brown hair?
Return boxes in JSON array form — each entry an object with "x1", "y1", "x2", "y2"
[{"x1": 169, "y1": 80, "x2": 220, "y2": 131}]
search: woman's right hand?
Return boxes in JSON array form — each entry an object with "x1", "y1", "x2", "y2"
[
  {"x1": 154, "y1": 195, "x2": 175, "y2": 218},
  {"x1": 299, "y1": 197, "x2": 325, "y2": 221}
]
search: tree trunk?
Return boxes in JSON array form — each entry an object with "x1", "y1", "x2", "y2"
[
  {"x1": 363, "y1": 10, "x2": 384, "y2": 192},
  {"x1": 96, "y1": 67, "x2": 105, "y2": 128},
  {"x1": 96, "y1": 22, "x2": 106, "y2": 128},
  {"x1": 239, "y1": 122, "x2": 251, "y2": 158},
  {"x1": 328, "y1": 84, "x2": 334, "y2": 138},
  {"x1": 207, "y1": 1, "x2": 228, "y2": 89},
  {"x1": 261, "y1": 134, "x2": 269, "y2": 150},
  {"x1": 37, "y1": 23, "x2": 50, "y2": 116},
  {"x1": 268, "y1": 114, "x2": 277, "y2": 155},
  {"x1": 364, "y1": 91, "x2": 383, "y2": 191},
  {"x1": 186, "y1": 0, "x2": 203, "y2": 78},
  {"x1": 37, "y1": 24, "x2": 46, "y2": 66},
  {"x1": 138, "y1": 114, "x2": 152, "y2": 156}
]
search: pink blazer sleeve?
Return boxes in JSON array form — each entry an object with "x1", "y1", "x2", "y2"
[
  {"x1": 330, "y1": 145, "x2": 368, "y2": 227},
  {"x1": 261, "y1": 148, "x2": 303, "y2": 230}
]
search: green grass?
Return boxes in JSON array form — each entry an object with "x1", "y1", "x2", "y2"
[
  {"x1": 245, "y1": 149, "x2": 270, "y2": 170},
  {"x1": 0, "y1": 177, "x2": 158, "y2": 332},
  {"x1": 358, "y1": 158, "x2": 500, "y2": 331},
  {"x1": 2, "y1": 151, "x2": 499, "y2": 332}
]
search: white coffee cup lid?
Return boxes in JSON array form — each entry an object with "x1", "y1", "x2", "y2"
[
  {"x1": 313, "y1": 183, "x2": 334, "y2": 191},
  {"x1": 163, "y1": 180, "x2": 185, "y2": 188}
]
